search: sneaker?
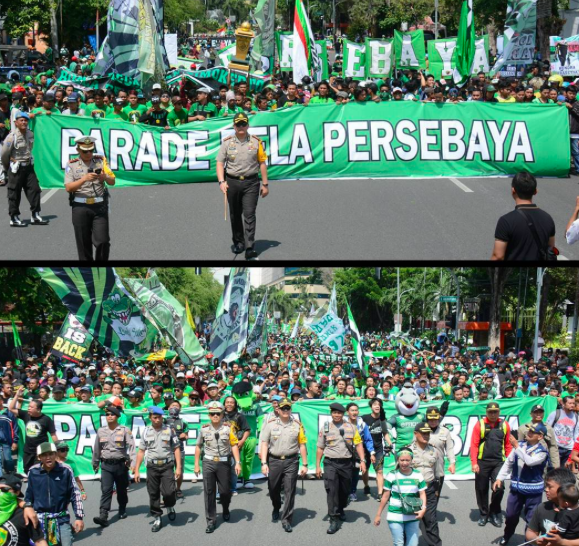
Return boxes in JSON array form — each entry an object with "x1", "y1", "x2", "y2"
[
  {"x1": 232, "y1": 491, "x2": 238, "y2": 496},
  {"x1": 245, "y1": 248, "x2": 258, "y2": 260},
  {"x1": 363, "y1": 485, "x2": 371, "y2": 495},
  {"x1": 176, "y1": 489, "x2": 184, "y2": 499},
  {"x1": 30, "y1": 213, "x2": 48, "y2": 225},
  {"x1": 167, "y1": 507, "x2": 176, "y2": 521},
  {"x1": 348, "y1": 493, "x2": 357, "y2": 502},
  {"x1": 151, "y1": 517, "x2": 162, "y2": 532},
  {"x1": 244, "y1": 481, "x2": 254, "y2": 489},
  {"x1": 10, "y1": 215, "x2": 25, "y2": 227}
]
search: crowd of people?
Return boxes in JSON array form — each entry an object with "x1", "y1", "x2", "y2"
[{"x1": 0, "y1": 326, "x2": 577, "y2": 544}]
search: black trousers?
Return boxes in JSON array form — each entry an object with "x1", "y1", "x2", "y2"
[
  {"x1": 323, "y1": 458, "x2": 353, "y2": 519},
  {"x1": 420, "y1": 480, "x2": 442, "y2": 546},
  {"x1": 475, "y1": 458, "x2": 505, "y2": 517},
  {"x1": 71, "y1": 202, "x2": 110, "y2": 261},
  {"x1": 226, "y1": 176, "x2": 260, "y2": 248},
  {"x1": 203, "y1": 460, "x2": 231, "y2": 524},
  {"x1": 23, "y1": 451, "x2": 36, "y2": 474},
  {"x1": 268, "y1": 456, "x2": 299, "y2": 524},
  {"x1": 100, "y1": 461, "x2": 129, "y2": 516},
  {"x1": 146, "y1": 462, "x2": 176, "y2": 517},
  {"x1": 7, "y1": 165, "x2": 41, "y2": 216}
]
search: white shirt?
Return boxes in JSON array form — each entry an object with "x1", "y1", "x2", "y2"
[{"x1": 566, "y1": 219, "x2": 579, "y2": 245}]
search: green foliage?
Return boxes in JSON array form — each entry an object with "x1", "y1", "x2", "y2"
[
  {"x1": 0, "y1": 0, "x2": 52, "y2": 39},
  {"x1": 377, "y1": 0, "x2": 434, "y2": 35},
  {"x1": 165, "y1": 0, "x2": 205, "y2": 32}
]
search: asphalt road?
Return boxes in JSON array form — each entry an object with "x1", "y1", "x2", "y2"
[
  {"x1": 1, "y1": 175, "x2": 578, "y2": 261},
  {"x1": 67, "y1": 476, "x2": 520, "y2": 546}
]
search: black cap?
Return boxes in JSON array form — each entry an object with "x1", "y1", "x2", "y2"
[
  {"x1": 52, "y1": 385, "x2": 65, "y2": 393},
  {"x1": 531, "y1": 404, "x2": 545, "y2": 413},
  {"x1": 0, "y1": 474, "x2": 23, "y2": 495},
  {"x1": 415, "y1": 422, "x2": 432, "y2": 434},
  {"x1": 105, "y1": 405, "x2": 121, "y2": 417},
  {"x1": 487, "y1": 402, "x2": 500, "y2": 411},
  {"x1": 233, "y1": 112, "x2": 249, "y2": 125},
  {"x1": 425, "y1": 407, "x2": 441, "y2": 419},
  {"x1": 329, "y1": 402, "x2": 346, "y2": 413}
]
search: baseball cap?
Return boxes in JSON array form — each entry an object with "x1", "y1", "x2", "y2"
[
  {"x1": 152, "y1": 83, "x2": 162, "y2": 90},
  {"x1": 486, "y1": 85, "x2": 496, "y2": 92},
  {"x1": 531, "y1": 404, "x2": 545, "y2": 413},
  {"x1": 0, "y1": 474, "x2": 23, "y2": 495},
  {"x1": 567, "y1": 366, "x2": 575, "y2": 373},
  {"x1": 392, "y1": 87, "x2": 403, "y2": 94},
  {"x1": 115, "y1": 97, "x2": 124, "y2": 105},
  {"x1": 529, "y1": 422, "x2": 547, "y2": 435},
  {"x1": 105, "y1": 405, "x2": 121, "y2": 417},
  {"x1": 233, "y1": 112, "x2": 249, "y2": 125},
  {"x1": 79, "y1": 386, "x2": 91, "y2": 393},
  {"x1": 52, "y1": 385, "x2": 65, "y2": 393},
  {"x1": 207, "y1": 382, "x2": 219, "y2": 389},
  {"x1": 68, "y1": 92, "x2": 79, "y2": 103},
  {"x1": 163, "y1": 392, "x2": 175, "y2": 399},
  {"x1": 37, "y1": 442, "x2": 57, "y2": 456},
  {"x1": 207, "y1": 401, "x2": 224, "y2": 413},
  {"x1": 487, "y1": 402, "x2": 500, "y2": 411},
  {"x1": 15, "y1": 111, "x2": 30, "y2": 120}
]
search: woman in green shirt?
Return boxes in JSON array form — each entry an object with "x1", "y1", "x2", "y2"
[{"x1": 374, "y1": 447, "x2": 427, "y2": 546}]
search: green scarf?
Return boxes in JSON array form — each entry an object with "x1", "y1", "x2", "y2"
[{"x1": 0, "y1": 491, "x2": 18, "y2": 526}]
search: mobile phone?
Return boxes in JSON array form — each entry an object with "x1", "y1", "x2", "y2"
[{"x1": 94, "y1": 168, "x2": 102, "y2": 174}]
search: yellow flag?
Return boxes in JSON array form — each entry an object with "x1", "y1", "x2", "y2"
[{"x1": 185, "y1": 298, "x2": 196, "y2": 331}]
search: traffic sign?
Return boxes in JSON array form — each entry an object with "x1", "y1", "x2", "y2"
[{"x1": 439, "y1": 296, "x2": 457, "y2": 303}]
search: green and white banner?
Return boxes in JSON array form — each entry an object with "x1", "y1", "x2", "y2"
[
  {"x1": 274, "y1": 32, "x2": 329, "y2": 80},
  {"x1": 342, "y1": 39, "x2": 366, "y2": 79},
  {"x1": 307, "y1": 308, "x2": 346, "y2": 353},
  {"x1": 33, "y1": 102, "x2": 570, "y2": 186},
  {"x1": 246, "y1": 291, "x2": 268, "y2": 355},
  {"x1": 50, "y1": 314, "x2": 94, "y2": 364},
  {"x1": 394, "y1": 30, "x2": 427, "y2": 70},
  {"x1": 550, "y1": 35, "x2": 579, "y2": 76},
  {"x1": 123, "y1": 271, "x2": 206, "y2": 364},
  {"x1": 165, "y1": 66, "x2": 269, "y2": 93},
  {"x1": 365, "y1": 38, "x2": 394, "y2": 78},
  {"x1": 29, "y1": 395, "x2": 557, "y2": 479},
  {"x1": 427, "y1": 36, "x2": 490, "y2": 80}
]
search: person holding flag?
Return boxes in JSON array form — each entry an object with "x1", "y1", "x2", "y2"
[{"x1": 453, "y1": 0, "x2": 475, "y2": 87}]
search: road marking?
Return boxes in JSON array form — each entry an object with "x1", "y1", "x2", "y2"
[
  {"x1": 449, "y1": 177, "x2": 474, "y2": 193},
  {"x1": 41, "y1": 189, "x2": 59, "y2": 204},
  {"x1": 445, "y1": 480, "x2": 458, "y2": 489},
  {"x1": 559, "y1": 254, "x2": 570, "y2": 261}
]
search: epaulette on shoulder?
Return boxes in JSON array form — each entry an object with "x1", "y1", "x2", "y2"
[
  {"x1": 69, "y1": 158, "x2": 80, "y2": 163},
  {"x1": 202, "y1": 424, "x2": 210, "y2": 428},
  {"x1": 251, "y1": 135, "x2": 262, "y2": 141},
  {"x1": 224, "y1": 136, "x2": 233, "y2": 141},
  {"x1": 94, "y1": 154, "x2": 104, "y2": 160}
]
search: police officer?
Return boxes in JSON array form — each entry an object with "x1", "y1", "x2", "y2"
[
  {"x1": 64, "y1": 135, "x2": 116, "y2": 261},
  {"x1": 1, "y1": 111, "x2": 48, "y2": 227},
  {"x1": 165, "y1": 400, "x2": 188, "y2": 498},
  {"x1": 134, "y1": 406, "x2": 181, "y2": 533},
  {"x1": 194, "y1": 401, "x2": 241, "y2": 533},
  {"x1": 92, "y1": 404, "x2": 136, "y2": 527},
  {"x1": 410, "y1": 422, "x2": 443, "y2": 546},
  {"x1": 316, "y1": 402, "x2": 366, "y2": 535},
  {"x1": 216, "y1": 111, "x2": 269, "y2": 260},
  {"x1": 425, "y1": 407, "x2": 455, "y2": 494},
  {"x1": 260, "y1": 398, "x2": 308, "y2": 533}
]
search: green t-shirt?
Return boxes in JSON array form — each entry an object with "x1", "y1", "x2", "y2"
[
  {"x1": 188, "y1": 102, "x2": 217, "y2": 119},
  {"x1": 309, "y1": 96, "x2": 335, "y2": 105},
  {"x1": 167, "y1": 108, "x2": 188, "y2": 127},
  {"x1": 108, "y1": 110, "x2": 129, "y2": 121},
  {"x1": 388, "y1": 413, "x2": 424, "y2": 448},
  {"x1": 123, "y1": 104, "x2": 148, "y2": 123},
  {"x1": 532, "y1": 97, "x2": 554, "y2": 105},
  {"x1": 218, "y1": 105, "x2": 244, "y2": 117},
  {"x1": 384, "y1": 469, "x2": 427, "y2": 522},
  {"x1": 84, "y1": 103, "x2": 108, "y2": 118}
]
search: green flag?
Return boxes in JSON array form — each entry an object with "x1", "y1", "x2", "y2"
[
  {"x1": 427, "y1": 38, "x2": 458, "y2": 80},
  {"x1": 246, "y1": 291, "x2": 268, "y2": 356},
  {"x1": 11, "y1": 320, "x2": 23, "y2": 366},
  {"x1": 347, "y1": 303, "x2": 363, "y2": 369},
  {"x1": 453, "y1": 0, "x2": 476, "y2": 86},
  {"x1": 394, "y1": 30, "x2": 426, "y2": 70},
  {"x1": 250, "y1": 0, "x2": 276, "y2": 72},
  {"x1": 123, "y1": 270, "x2": 206, "y2": 364},
  {"x1": 35, "y1": 268, "x2": 159, "y2": 357},
  {"x1": 50, "y1": 314, "x2": 94, "y2": 364}
]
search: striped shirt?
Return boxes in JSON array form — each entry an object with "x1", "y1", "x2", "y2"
[{"x1": 384, "y1": 469, "x2": 426, "y2": 522}]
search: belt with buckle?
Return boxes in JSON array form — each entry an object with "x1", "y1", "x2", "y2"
[
  {"x1": 204, "y1": 456, "x2": 229, "y2": 462},
  {"x1": 148, "y1": 458, "x2": 171, "y2": 466},
  {"x1": 74, "y1": 196, "x2": 104, "y2": 204},
  {"x1": 102, "y1": 458, "x2": 126, "y2": 464},
  {"x1": 226, "y1": 173, "x2": 258, "y2": 181},
  {"x1": 269, "y1": 453, "x2": 298, "y2": 461}
]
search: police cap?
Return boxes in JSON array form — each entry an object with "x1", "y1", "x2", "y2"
[
  {"x1": 75, "y1": 135, "x2": 96, "y2": 151},
  {"x1": 233, "y1": 112, "x2": 249, "y2": 125},
  {"x1": 148, "y1": 406, "x2": 164, "y2": 415},
  {"x1": 425, "y1": 407, "x2": 441, "y2": 419},
  {"x1": 329, "y1": 403, "x2": 346, "y2": 413},
  {"x1": 486, "y1": 402, "x2": 500, "y2": 411},
  {"x1": 207, "y1": 401, "x2": 224, "y2": 413},
  {"x1": 415, "y1": 422, "x2": 432, "y2": 434}
]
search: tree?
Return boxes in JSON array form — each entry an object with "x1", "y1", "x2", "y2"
[
  {"x1": 165, "y1": 0, "x2": 205, "y2": 32},
  {"x1": 487, "y1": 267, "x2": 512, "y2": 351}
]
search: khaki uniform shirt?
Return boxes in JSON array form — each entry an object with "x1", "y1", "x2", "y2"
[
  {"x1": 196, "y1": 422, "x2": 239, "y2": 458},
  {"x1": 317, "y1": 420, "x2": 362, "y2": 459},
  {"x1": 92, "y1": 424, "x2": 136, "y2": 467},
  {"x1": 1, "y1": 129, "x2": 34, "y2": 169},
  {"x1": 429, "y1": 425, "x2": 455, "y2": 476},
  {"x1": 139, "y1": 424, "x2": 180, "y2": 461},
  {"x1": 64, "y1": 155, "x2": 115, "y2": 198},
  {"x1": 261, "y1": 417, "x2": 307, "y2": 457},
  {"x1": 518, "y1": 421, "x2": 560, "y2": 469},
  {"x1": 410, "y1": 440, "x2": 442, "y2": 483},
  {"x1": 216, "y1": 134, "x2": 267, "y2": 178}
]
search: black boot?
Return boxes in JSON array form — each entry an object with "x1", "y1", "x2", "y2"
[
  {"x1": 327, "y1": 518, "x2": 339, "y2": 534},
  {"x1": 93, "y1": 513, "x2": 109, "y2": 527}
]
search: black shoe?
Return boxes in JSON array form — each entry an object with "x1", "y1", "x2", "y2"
[
  {"x1": 327, "y1": 519, "x2": 339, "y2": 534},
  {"x1": 206, "y1": 522, "x2": 216, "y2": 533},
  {"x1": 167, "y1": 507, "x2": 176, "y2": 521},
  {"x1": 500, "y1": 538, "x2": 509, "y2": 546},
  {"x1": 30, "y1": 213, "x2": 48, "y2": 225},
  {"x1": 363, "y1": 485, "x2": 371, "y2": 495},
  {"x1": 478, "y1": 516, "x2": 488, "y2": 526},
  {"x1": 93, "y1": 516, "x2": 109, "y2": 527},
  {"x1": 176, "y1": 489, "x2": 184, "y2": 499},
  {"x1": 245, "y1": 248, "x2": 258, "y2": 260},
  {"x1": 223, "y1": 509, "x2": 230, "y2": 522},
  {"x1": 152, "y1": 517, "x2": 162, "y2": 532},
  {"x1": 118, "y1": 512, "x2": 127, "y2": 520},
  {"x1": 282, "y1": 522, "x2": 292, "y2": 533},
  {"x1": 338, "y1": 512, "x2": 346, "y2": 522},
  {"x1": 10, "y1": 215, "x2": 25, "y2": 227},
  {"x1": 232, "y1": 243, "x2": 245, "y2": 254},
  {"x1": 272, "y1": 510, "x2": 280, "y2": 522},
  {"x1": 490, "y1": 514, "x2": 502, "y2": 528}
]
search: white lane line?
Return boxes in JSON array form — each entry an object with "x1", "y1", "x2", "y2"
[
  {"x1": 41, "y1": 189, "x2": 59, "y2": 204},
  {"x1": 449, "y1": 177, "x2": 474, "y2": 193},
  {"x1": 559, "y1": 254, "x2": 570, "y2": 261},
  {"x1": 445, "y1": 480, "x2": 458, "y2": 489}
]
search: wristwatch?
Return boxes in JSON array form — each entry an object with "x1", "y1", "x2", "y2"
[
  {"x1": 24, "y1": 502, "x2": 32, "y2": 508},
  {"x1": 262, "y1": 183, "x2": 269, "y2": 187},
  {"x1": 218, "y1": 180, "x2": 225, "y2": 184}
]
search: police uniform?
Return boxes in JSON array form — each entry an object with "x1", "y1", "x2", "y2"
[
  {"x1": 1, "y1": 112, "x2": 47, "y2": 226},
  {"x1": 92, "y1": 407, "x2": 136, "y2": 526},
  {"x1": 411, "y1": 423, "x2": 443, "y2": 546},
  {"x1": 426, "y1": 408, "x2": 455, "y2": 494},
  {"x1": 317, "y1": 403, "x2": 362, "y2": 533},
  {"x1": 261, "y1": 399, "x2": 307, "y2": 531},
  {"x1": 139, "y1": 408, "x2": 180, "y2": 524},
  {"x1": 216, "y1": 112, "x2": 268, "y2": 258},
  {"x1": 196, "y1": 401, "x2": 240, "y2": 532},
  {"x1": 64, "y1": 135, "x2": 115, "y2": 261}
]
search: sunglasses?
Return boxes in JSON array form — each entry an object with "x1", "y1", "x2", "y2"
[
  {"x1": 235, "y1": 121, "x2": 248, "y2": 128},
  {"x1": 57, "y1": 448, "x2": 69, "y2": 452},
  {"x1": 80, "y1": 149, "x2": 94, "y2": 154}
]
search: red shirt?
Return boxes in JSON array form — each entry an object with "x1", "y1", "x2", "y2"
[{"x1": 470, "y1": 416, "x2": 513, "y2": 466}]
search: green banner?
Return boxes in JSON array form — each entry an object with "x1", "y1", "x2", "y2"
[
  {"x1": 364, "y1": 38, "x2": 394, "y2": 78},
  {"x1": 27, "y1": 395, "x2": 557, "y2": 479},
  {"x1": 33, "y1": 102, "x2": 570, "y2": 188},
  {"x1": 394, "y1": 30, "x2": 427, "y2": 70},
  {"x1": 427, "y1": 36, "x2": 490, "y2": 80},
  {"x1": 274, "y1": 32, "x2": 329, "y2": 79},
  {"x1": 50, "y1": 314, "x2": 94, "y2": 364},
  {"x1": 166, "y1": 66, "x2": 268, "y2": 93},
  {"x1": 342, "y1": 38, "x2": 366, "y2": 79}
]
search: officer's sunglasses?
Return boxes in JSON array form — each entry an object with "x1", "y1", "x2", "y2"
[
  {"x1": 235, "y1": 121, "x2": 248, "y2": 128},
  {"x1": 79, "y1": 149, "x2": 94, "y2": 154}
]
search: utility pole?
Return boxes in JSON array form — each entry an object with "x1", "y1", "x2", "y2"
[
  {"x1": 514, "y1": 268, "x2": 522, "y2": 353},
  {"x1": 434, "y1": 0, "x2": 439, "y2": 39},
  {"x1": 445, "y1": 268, "x2": 460, "y2": 342},
  {"x1": 396, "y1": 267, "x2": 400, "y2": 333},
  {"x1": 533, "y1": 268, "x2": 546, "y2": 362},
  {"x1": 572, "y1": 269, "x2": 579, "y2": 347}
]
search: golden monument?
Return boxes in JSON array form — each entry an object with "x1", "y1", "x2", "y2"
[{"x1": 229, "y1": 21, "x2": 255, "y2": 72}]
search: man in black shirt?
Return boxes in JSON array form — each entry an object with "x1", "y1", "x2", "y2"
[
  {"x1": 9, "y1": 389, "x2": 59, "y2": 473},
  {"x1": 139, "y1": 96, "x2": 169, "y2": 129},
  {"x1": 491, "y1": 171, "x2": 556, "y2": 260},
  {"x1": 277, "y1": 83, "x2": 304, "y2": 109}
]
